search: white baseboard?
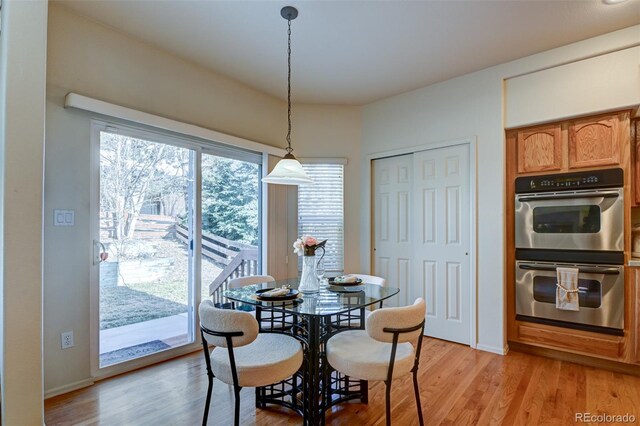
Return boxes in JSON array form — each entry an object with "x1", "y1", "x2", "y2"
[
  {"x1": 476, "y1": 343, "x2": 509, "y2": 355},
  {"x1": 45, "y1": 378, "x2": 94, "y2": 399}
]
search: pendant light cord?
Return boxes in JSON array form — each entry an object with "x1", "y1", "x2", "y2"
[{"x1": 286, "y1": 17, "x2": 293, "y2": 155}]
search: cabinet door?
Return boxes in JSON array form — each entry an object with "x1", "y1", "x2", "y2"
[
  {"x1": 636, "y1": 268, "x2": 640, "y2": 364},
  {"x1": 516, "y1": 124, "x2": 562, "y2": 174},
  {"x1": 634, "y1": 120, "x2": 640, "y2": 204},
  {"x1": 568, "y1": 113, "x2": 625, "y2": 169}
]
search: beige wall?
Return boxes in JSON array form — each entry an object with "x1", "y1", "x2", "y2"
[
  {"x1": 1, "y1": 0, "x2": 48, "y2": 422},
  {"x1": 506, "y1": 45, "x2": 640, "y2": 127},
  {"x1": 362, "y1": 25, "x2": 640, "y2": 354},
  {"x1": 44, "y1": 4, "x2": 362, "y2": 394},
  {"x1": 295, "y1": 104, "x2": 362, "y2": 274},
  {"x1": 46, "y1": 5, "x2": 285, "y2": 147}
]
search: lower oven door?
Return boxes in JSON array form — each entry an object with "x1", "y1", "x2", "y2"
[{"x1": 515, "y1": 261, "x2": 624, "y2": 334}]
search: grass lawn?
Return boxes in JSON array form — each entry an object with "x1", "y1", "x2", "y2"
[
  {"x1": 100, "y1": 278, "x2": 217, "y2": 330},
  {"x1": 100, "y1": 237, "x2": 222, "y2": 330},
  {"x1": 100, "y1": 284, "x2": 187, "y2": 330}
]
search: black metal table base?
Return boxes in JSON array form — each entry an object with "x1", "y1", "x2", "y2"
[{"x1": 255, "y1": 306, "x2": 368, "y2": 425}]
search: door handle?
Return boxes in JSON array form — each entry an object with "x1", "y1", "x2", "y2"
[
  {"x1": 518, "y1": 264, "x2": 620, "y2": 275},
  {"x1": 517, "y1": 192, "x2": 619, "y2": 203},
  {"x1": 94, "y1": 240, "x2": 108, "y2": 265}
]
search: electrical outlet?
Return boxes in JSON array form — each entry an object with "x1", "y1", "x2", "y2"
[{"x1": 61, "y1": 331, "x2": 74, "y2": 349}]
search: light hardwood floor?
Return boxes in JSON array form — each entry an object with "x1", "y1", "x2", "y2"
[{"x1": 44, "y1": 338, "x2": 640, "y2": 425}]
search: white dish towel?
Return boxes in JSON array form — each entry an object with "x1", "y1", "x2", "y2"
[{"x1": 556, "y1": 267, "x2": 579, "y2": 311}]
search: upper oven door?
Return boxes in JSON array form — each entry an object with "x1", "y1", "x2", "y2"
[{"x1": 515, "y1": 188, "x2": 624, "y2": 252}]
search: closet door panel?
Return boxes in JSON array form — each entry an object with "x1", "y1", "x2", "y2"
[{"x1": 373, "y1": 154, "x2": 413, "y2": 307}]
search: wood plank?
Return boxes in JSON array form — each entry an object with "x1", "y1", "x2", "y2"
[
  {"x1": 509, "y1": 341, "x2": 640, "y2": 376},
  {"x1": 636, "y1": 267, "x2": 640, "y2": 364},
  {"x1": 44, "y1": 338, "x2": 640, "y2": 425},
  {"x1": 505, "y1": 130, "x2": 518, "y2": 342},
  {"x1": 441, "y1": 355, "x2": 502, "y2": 425},
  {"x1": 532, "y1": 358, "x2": 562, "y2": 426},
  {"x1": 633, "y1": 119, "x2": 639, "y2": 205},
  {"x1": 517, "y1": 323, "x2": 623, "y2": 360}
]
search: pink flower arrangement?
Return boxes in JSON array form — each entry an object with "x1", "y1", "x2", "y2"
[
  {"x1": 293, "y1": 235, "x2": 327, "y2": 256},
  {"x1": 303, "y1": 236, "x2": 318, "y2": 246}
]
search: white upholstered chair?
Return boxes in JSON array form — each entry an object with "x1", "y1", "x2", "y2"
[
  {"x1": 227, "y1": 274, "x2": 294, "y2": 330},
  {"x1": 326, "y1": 298, "x2": 426, "y2": 426},
  {"x1": 228, "y1": 274, "x2": 275, "y2": 289},
  {"x1": 227, "y1": 275, "x2": 275, "y2": 311},
  {"x1": 334, "y1": 274, "x2": 388, "y2": 328},
  {"x1": 352, "y1": 274, "x2": 387, "y2": 309},
  {"x1": 199, "y1": 300, "x2": 303, "y2": 426},
  {"x1": 350, "y1": 274, "x2": 387, "y2": 287}
]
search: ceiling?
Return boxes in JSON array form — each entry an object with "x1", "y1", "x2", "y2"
[{"x1": 56, "y1": 0, "x2": 640, "y2": 105}]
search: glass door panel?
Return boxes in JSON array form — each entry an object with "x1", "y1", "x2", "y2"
[
  {"x1": 98, "y1": 130, "x2": 195, "y2": 368},
  {"x1": 200, "y1": 153, "x2": 261, "y2": 304}
]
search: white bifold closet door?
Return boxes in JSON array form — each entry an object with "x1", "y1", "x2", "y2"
[{"x1": 373, "y1": 144, "x2": 470, "y2": 345}]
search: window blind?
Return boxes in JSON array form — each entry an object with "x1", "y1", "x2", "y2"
[{"x1": 298, "y1": 164, "x2": 344, "y2": 273}]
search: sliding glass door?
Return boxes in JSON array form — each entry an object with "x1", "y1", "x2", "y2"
[
  {"x1": 97, "y1": 127, "x2": 196, "y2": 368},
  {"x1": 201, "y1": 151, "x2": 261, "y2": 303},
  {"x1": 92, "y1": 122, "x2": 264, "y2": 374}
]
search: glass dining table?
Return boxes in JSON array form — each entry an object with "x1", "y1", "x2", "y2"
[{"x1": 223, "y1": 278, "x2": 399, "y2": 426}]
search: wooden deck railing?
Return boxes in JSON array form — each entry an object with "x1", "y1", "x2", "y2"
[
  {"x1": 175, "y1": 223, "x2": 258, "y2": 300},
  {"x1": 208, "y1": 249, "x2": 259, "y2": 305},
  {"x1": 99, "y1": 214, "x2": 258, "y2": 300}
]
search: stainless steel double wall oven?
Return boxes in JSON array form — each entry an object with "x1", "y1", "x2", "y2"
[{"x1": 514, "y1": 168, "x2": 625, "y2": 335}]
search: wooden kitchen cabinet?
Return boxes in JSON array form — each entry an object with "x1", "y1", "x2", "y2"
[
  {"x1": 516, "y1": 322, "x2": 624, "y2": 360},
  {"x1": 514, "y1": 110, "x2": 631, "y2": 177},
  {"x1": 507, "y1": 109, "x2": 637, "y2": 368},
  {"x1": 634, "y1": 120, "x2": 640, "y2": 204},
  {"x1": 568, "y1": 112, "x2": 627, "y2": 169},
  {"x1": 516, "y1": 123, "x2": 562, "y2": 174},
  {"x1": 635, "y1": 267, "x2": 640, "y2": 364}
]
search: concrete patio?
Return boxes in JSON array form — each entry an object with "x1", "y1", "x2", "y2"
[{"x1": 100, "y1": 313, "x2": 189, "y2": 354}]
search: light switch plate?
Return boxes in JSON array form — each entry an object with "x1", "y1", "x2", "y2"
[{"x1": 54, "y1": 210, "x2": 75, "y2": 226}]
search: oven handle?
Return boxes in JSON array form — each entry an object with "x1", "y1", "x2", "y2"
[
  {"x1": 517, "y1": 192, "x2": 620, "y2": 203},
  {"x1": 518, "y1": 264, "x2": 620, "y2": 275}
]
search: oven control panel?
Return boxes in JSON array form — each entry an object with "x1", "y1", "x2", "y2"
[{"x1": 515, "y1": 168, "x2": 623, "y2": 194}]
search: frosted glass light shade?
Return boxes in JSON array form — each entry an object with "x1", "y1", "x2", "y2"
[{"x1": 262, "y1": 155, "x2": 313, "y2": 185}]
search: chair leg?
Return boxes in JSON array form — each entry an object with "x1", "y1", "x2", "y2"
[
  {"x1": 413, "y1": 370, "x2": 424, "y2": 426},
  {"x1": 202, "y1": 374, "x2": 213, "y2": 426},
  {"x1": 385, "y1": 380, "x2": 392, "y2": 426},
  {"x1": 233, "y1": 385, "x2": 242, "y2": 426},
  {"x1": 360, "y1": 379, "x2": 368, "y2": 404}
]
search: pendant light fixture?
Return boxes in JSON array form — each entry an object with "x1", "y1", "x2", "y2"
[{"x1": 262, "y1": 6, "x2": 313, "y2": 186}]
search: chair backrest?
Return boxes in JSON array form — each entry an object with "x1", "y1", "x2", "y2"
[
  {"x1": 366, "y1": 298, "x2": 426, "y2": 344},
  {"x1": 351, "y1": 274, "x2": 387, "y2": 287},
  {"x1": 199, "y1": 300, "x2": 259, "y2": 348},
  {"x1": 228, "y1": 274, "x2": 275, "y2": 289}
]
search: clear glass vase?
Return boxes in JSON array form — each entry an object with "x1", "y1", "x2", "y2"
[{"x1": 299, "y1": 254, "x2": 319, "y2": 293}]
